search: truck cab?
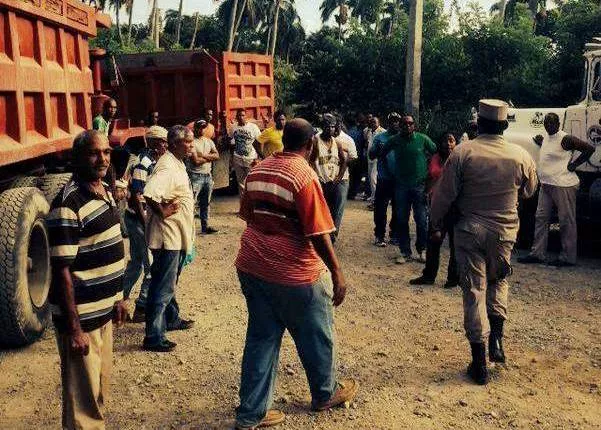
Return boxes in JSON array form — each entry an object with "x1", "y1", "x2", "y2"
[{"x1": 505, "y1": 37, "x2": 601, "y2": 242}]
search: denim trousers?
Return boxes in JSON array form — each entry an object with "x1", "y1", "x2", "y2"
[
  {"x1": 373, "y1": 177, "x2": 398, "y2": 240},
  {"x1": 189, "y1": 172, "x2": 214, "y2": 228},
  {"x1": 395, "y1": 183, "x2": 429, "y2": 256},
  {"x1": 144, "y1": 249, "x2": 184, "y2": 346},
  {"x1": 123, "y1": 212, "x2": 151, "y2": 308},
  {"x1": 321, "y1": 180, "x2": 349, "y2": 243},
  {"x1": 236, "y1": 271, "x2": 337, "y2": 428}
]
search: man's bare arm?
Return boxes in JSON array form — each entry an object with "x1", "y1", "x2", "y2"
[
  {"x1": 310, "y1": 234, "x2": 347, "y2": 306},
  {"x1": 54, "y1": 266, "x2": 89, "y2": 355},
  {"x1": 562, "y1": 135, "x2": 595, "y2": 171}
]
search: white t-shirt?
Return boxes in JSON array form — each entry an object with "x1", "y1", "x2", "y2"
[
  {"x1": 365, "y1": 126, "x2": 386, "y2": 163},
  {"x1": 538, "y1": 130, "x2": 579, "y2": 187},
  {"x1": 188, "y1": 136, "x2": 217, "y2": 174},
  {"x1": 335, "y1": 130, "x2": 358, "y2": 161},
  {"x1": 232, "y1": 122, "x2": 261, "y2": 167}
]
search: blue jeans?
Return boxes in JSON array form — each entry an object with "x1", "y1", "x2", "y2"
[
  {"x1": 321, "y1": 180, "x2": 349, "y2": 243},
  {"x1": 395, "y1": 183, "x2": 428, "y2": 256},
  {"x1": 144, "y1": 249, "x2": 184, "y2": 346},
  {"x1": 236, "y1": 271, "x2": 337, "y2": 428},
  {"x1": 123, "y1": 212, "x2": 151, "y2": 308},
  {"x1": 189, "y1": 172, "x2": 214, "y2": 229}
]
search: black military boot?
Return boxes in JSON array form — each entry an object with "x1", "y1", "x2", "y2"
[
  {"x1": 467, "y1": 342, "x2": 489, "y2": 385},
  {"x1": 489, "y1": 316, "x2": 506, "y2": 363}
]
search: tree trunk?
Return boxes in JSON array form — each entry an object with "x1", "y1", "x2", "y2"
[
  {"x1": 233, "y1": 0, "x2": 247, "y2": 41},
  {"x1": 175, "y1": 0, "x2": 184, "y2": 46},
  {"x1": 404, "y1": 0, "x2": 423, "y2": 121},
  {"x1": 227, "y1": 0, "x2": 239, "y2": 51},
  {"x1": 115, "y1": 0, "x2": 123, "y2": 46},
  {"x1": 269, "y1": 1, "x2": 281, "y2": 57},
  {"x1": 149, "y1": 0, "x2": 158, "y2": 48},
  {"x1": 190, "y1": 12, "x2": 200, "y2": 49},
  {"x1": 498, "y1": 0, "x2": 508, "y2": 23},
  {"x1": 127, "y1": 0, "x2": 134, "y2": 46}
]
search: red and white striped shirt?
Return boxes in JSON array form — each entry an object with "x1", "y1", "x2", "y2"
[{"x1": 235, "y1": 152, "x2": 335, "y2": 286}]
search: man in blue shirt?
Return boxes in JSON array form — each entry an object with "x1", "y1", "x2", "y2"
[{"x1": 369, "y1": 113, "x2": 401, "y2": 247}]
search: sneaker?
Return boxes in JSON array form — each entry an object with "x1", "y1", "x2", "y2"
[
  {"x1": 143, "y1": 339, "x2": 177, "y2": 352},
  {"x1": 409, "y1": 276, "x2": 435, "y2": 285},
  {"x1": 202, "y1": 226, "x2": 219, "y2": 234},
  {"x1": 131, "y1": 306, "x2": 145, "y2": 323},
  {"x1": 167, "y1": 319, "x2": 195, "y2": 331},
  {"x1": 547, "y1": 259, "x2": 576, "y2": 268},
  {"x1": 415, "y1": 251, "x2": 426, "y2": 263},
  {"x1": 517, "y1": 254, "x2": 543, "y2": 264},
  {"x1": 395, "y1": 254, "x2": 411, "y2": 264},
  {"x1": 235, "y1": 409, "x2": 286, "y2": 429},
  {"x1": 311, "y1": 379, "x2": 359, "y2": 411},
  {"x1": 374, "y1": 238, "x2": 387, "y2": 247}
]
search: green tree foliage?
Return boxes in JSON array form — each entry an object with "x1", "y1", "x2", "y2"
[{"x1": 91, "y1": 0, "x2": 601, "y2": 138}]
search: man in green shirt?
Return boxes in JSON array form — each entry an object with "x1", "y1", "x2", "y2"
[
  {"x1": 378, "y1": 114, "x2": 436, "y2": 264},
  {"x1": 92, "y1": 98, "x2": 117, "y2": 136}
]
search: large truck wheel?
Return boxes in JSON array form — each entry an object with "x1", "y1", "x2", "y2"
[
  {"x1": 39, "y1": 173, "x2": 72, "y2": 204},
  {"x1": 0, "y1": 187, "x2": 51, "y2": 347},
  {"x1": 9, "y1": 176, "x2": 39, "y2": 189}
]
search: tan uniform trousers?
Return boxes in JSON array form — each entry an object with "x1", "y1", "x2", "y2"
[
  {"x1": 531, "y1": 184, "x2": 578, "y2": 264},
  {"x1": 56, "y1": 321, "x2": 113, "y2": 430},
  {"x1": 455, "y1": 223, "x2": 513, "y2": 344}
]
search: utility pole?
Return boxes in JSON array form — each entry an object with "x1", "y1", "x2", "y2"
[{"x1": 404, "y1": 0, "x2": 423, "y2": 122}]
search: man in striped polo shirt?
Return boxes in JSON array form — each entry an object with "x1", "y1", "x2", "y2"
[
  {"x1": 234, "y1": 118, "x2": 358, "y2": 430},
  {"x1": 47, "y1": 130, "x2": 128, "y2": 429}
]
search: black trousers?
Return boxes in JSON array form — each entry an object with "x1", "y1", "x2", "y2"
[
  {"x1": 373, "y1": 178, "x2": 398, "y2": 240},
  {"x1": 422, "y1": 219, "x2": 458, "y2": 282}
]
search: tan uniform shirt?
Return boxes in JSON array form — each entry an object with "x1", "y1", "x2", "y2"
[
  {"x1": 144, "y1": 151, "x2": 195, "y2": 252},
  {"x1": 430, "y1": 134, "x2": 538, "y2": 242}
]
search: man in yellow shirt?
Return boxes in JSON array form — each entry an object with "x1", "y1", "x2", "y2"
[{"x1": 255, "y1": 110, "x2": 286, "y2": 159}]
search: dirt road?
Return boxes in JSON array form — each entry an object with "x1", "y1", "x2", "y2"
[{"x1": 1, "y1": 196, "x2": 600, "y2": 429}]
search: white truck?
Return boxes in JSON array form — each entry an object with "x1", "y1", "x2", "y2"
[{"x1": 504, "y1": 37, "x2": 601, "y2": 246}]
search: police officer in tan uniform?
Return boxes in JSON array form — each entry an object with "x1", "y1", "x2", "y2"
[{"x1": 430, "y1": 100, "x2": 538, "y2": 385}]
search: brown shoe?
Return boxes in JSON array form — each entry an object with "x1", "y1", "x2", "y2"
[
  {"x1": 311, "y1": 379, "x2": 359, "y2": 411},
  {"x1": 235, "y1": 409, "x2": 285, "y2": 429}
]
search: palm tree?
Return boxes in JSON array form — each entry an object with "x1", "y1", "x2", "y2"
[
  {"x1": 190, "y1": 12, "x2": 200, "y2": 49},
  {"x1": 175, "y1": 0, "x2": 184, "y2": 46},
  {"x1": 125, "y1": 0, "x2": 134, "y2": 46},
  {"x1": 266, "y1": 0, "x2": 296, "y2": 56},
  {"x1": 319, "y1": 0, "x2": 349, "y2": 40},
  {"x1": 148, "y1": 0, "x2": 160, "y2": 48}
]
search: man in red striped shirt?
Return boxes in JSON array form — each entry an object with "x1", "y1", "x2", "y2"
[{"x1": 234, "y1": 118, "x2": 358, "y2": 430}]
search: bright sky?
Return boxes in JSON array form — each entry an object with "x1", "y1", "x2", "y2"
[{"x1": 126, "y1": 0, "x2": 498, "y2": 34}]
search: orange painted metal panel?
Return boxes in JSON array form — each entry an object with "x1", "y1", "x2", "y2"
[
  {"x1": 0, "y1": 0, "x2": 109, "y2": 168},
  {"x1": 221, "y1": 51, "x2": 274, "y2": 124}
]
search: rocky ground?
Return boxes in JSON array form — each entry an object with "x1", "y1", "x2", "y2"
[{"x1": 1, "y1": 196, "x2": 600, "y2": 430}]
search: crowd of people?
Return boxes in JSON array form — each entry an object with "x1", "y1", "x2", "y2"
[{"x1": 44, "y1": 96, "x2": 595, "y2": 429}]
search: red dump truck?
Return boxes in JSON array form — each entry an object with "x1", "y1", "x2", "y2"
[
  {"x1": 0, "y1": 0, "x2": 275, "y2": 347},
  {"x1": 0, "y1": 0, "x2": 111, "y2": 347},
  {"x1": 102, "y1": 50, "x2": 275, "y2": 188}
]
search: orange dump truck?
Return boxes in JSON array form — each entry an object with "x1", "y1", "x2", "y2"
[
  {"x1": 0, "y1": 0, "x2": 110, "y2": 346},
  {"x1": 104, "y1": 50, "x2": 275, "y2": 188}
]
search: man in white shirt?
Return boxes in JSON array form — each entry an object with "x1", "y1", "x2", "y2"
[
  {"x1": 231, "y1": 109, "x2": 261, "y2": 195},
  {"x1": 311, "y1": 114, "x2": 349, "y2": 243},
  {"x1": 188, "y1": 120, "x2": 220, "y2": 234},
  {"x1": 142, "y1": 125, "x2": 196, "y2": 352},
  {"x1": 518, "y1": 113, "x2": 594, "y2": 267},
  {"x1": 364, "y1": 116, "x2": 386, "y2": 208}
]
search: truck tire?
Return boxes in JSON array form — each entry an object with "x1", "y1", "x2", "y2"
[
  {"x1": 9, "y1": 176, "x2": 39, "y2": 189},
  {"x1": 590, "y1": 178, "x2": 601, "y2": 214},
  {"x1": 0, "y1": 187, "x2": 51, "y2": 347},
  {"x1": 39, "y1": 173, "x2": 72, "y2": 204}
]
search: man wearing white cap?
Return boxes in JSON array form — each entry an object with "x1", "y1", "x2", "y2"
[
  {"x1": 430, "y1": 99, "x2": 538, "y2": 385},
  {"x1": 123, "y1": 125, "x2": 169, "y2": 322}
]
